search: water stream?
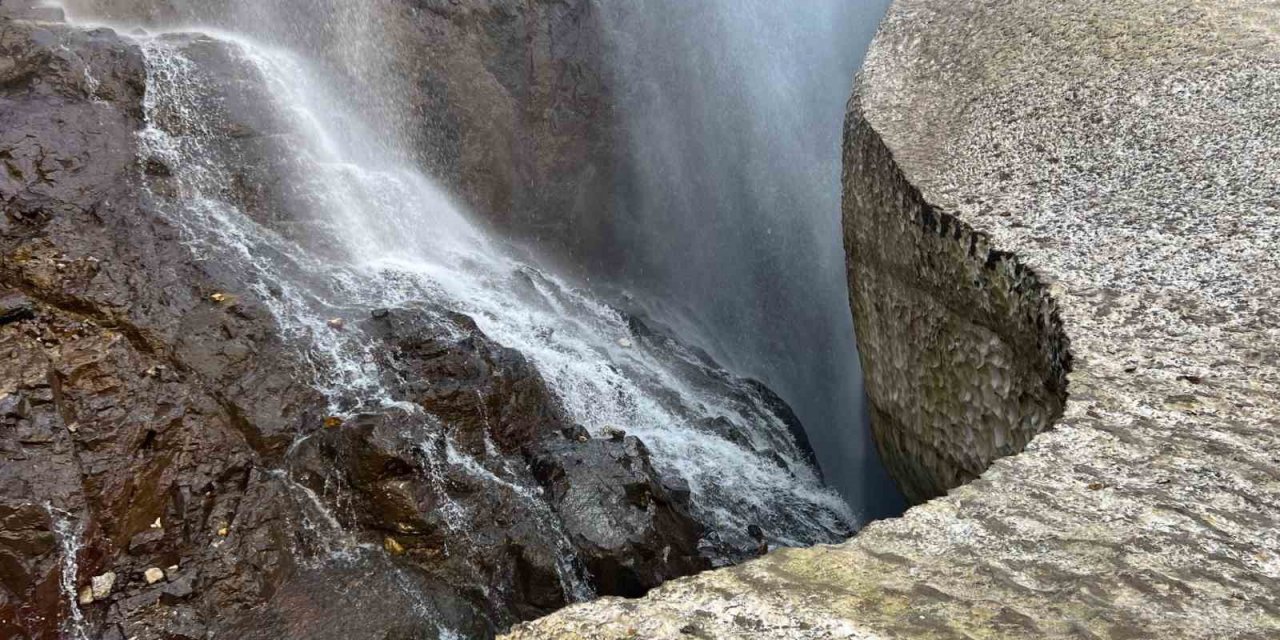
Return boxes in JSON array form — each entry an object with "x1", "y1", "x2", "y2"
[{"x1": 45, "y1": 504, "x2": 89, "y2": 640}]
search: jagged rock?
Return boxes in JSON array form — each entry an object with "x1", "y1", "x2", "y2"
[
  {"x1": 279, "y1": 308, "x2": 709, "y2": 620},
  {"x1": 528, "y1": 433, "x2": 709, "y2": 597},
  {"x1": 361, "y1": 309, "x2": 566, "y2": 454},
  {"x1": 158, "y1": 574, "x2": 193, "y2": 603},
  {"x1": 143, "y1": 567, "x2": 165, "y2": 584}
]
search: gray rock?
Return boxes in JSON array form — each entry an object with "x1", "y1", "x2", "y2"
[
  {"x1": 0, "y1": 292, "x2": 34, "y2": 325},
  {"x1": 90, "y1": 571, "x2": 116, "y2": 599},
  {"x1": 158, "y1": 574, "x2": 194, "y2": 604}
]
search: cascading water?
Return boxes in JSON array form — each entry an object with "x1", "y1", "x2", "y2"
[
  {"x1": 599, "y1": 0, "x2": 905, "y2": 518},
  {"x1": 54, "y1": 0, "x2": 855, "y2": 619},
  {"x1": 128, "y1": 22, "x2": 852, "y2": 553},
  {"x1": 45, "y1": 504, "x2": 88, "y2": 640}
]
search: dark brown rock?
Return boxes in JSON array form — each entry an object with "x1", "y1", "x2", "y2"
[{"x1": 0, "y1": 17, "x2": 704, "y2": 638}]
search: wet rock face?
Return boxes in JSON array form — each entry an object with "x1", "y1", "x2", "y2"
[
  {"x1": 363, "y1": 309, "x2": 568, "y2": 455},
  {"x1": 529, "y1": 430, "x2": 708, "y2": 598},
  {"x1": 61, "y1": 0, "x2": 616, "y2": 266},
  {"x1": 395, "y1": 0, "x2": 615, "y2": 266},
  {"x1": 0, "y1": 17, "x2": 702, "y2": 640}
]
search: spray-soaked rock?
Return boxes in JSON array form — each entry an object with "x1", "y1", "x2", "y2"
[
  {"x1": 529, "y1": 431, "x2": 709, "y2": 597},
  {"x1": 58, "y1": 0, "x2": 616, "y2": 265}
]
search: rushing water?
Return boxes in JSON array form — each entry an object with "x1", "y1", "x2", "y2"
[
  {"x1": 600, "y1": 0, "x2": 904, "y2": 519},
  {"x1": 55, "y1": 0, "x2": 856, "y2": 576}
]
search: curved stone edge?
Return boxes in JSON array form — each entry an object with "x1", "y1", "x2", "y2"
[{"x1": 843, "y1": 88, "x2": 1072, "y2": 504}]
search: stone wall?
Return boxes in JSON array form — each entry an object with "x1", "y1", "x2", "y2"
[{"x1": 842, "y1": 96, "x2": 1071, "y2": 503}]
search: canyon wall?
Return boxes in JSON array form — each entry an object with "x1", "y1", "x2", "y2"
[{"x1": 0, "y1": 13, "x2": 702, "y2": 639}]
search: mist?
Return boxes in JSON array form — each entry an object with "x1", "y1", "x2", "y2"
[{"x1": 600, "y1": 0, "x2": 904, "y2": 518}]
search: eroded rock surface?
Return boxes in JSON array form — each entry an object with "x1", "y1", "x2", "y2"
[{"x1": 506, "y1": 1, "x2": 1280, "y2": 638}]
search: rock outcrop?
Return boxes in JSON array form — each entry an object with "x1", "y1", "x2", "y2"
[
  {"x1": 506, "y1": 1, "x2": 1280, "y2": 637},
  {"x1": 0, "y1": 15, "x2": 699, "y2": 639}
]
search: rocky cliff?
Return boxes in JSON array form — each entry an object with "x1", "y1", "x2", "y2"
[
  {"x1": 0, "y1": 11, "x2": 706, "y2": 639},
  {"x1": 507, "y1": 0, "x2": 1280, "y2": 637}
]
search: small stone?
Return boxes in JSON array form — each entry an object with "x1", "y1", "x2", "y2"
[
  {"x1": 166, "y1": 564, "x2": 179, "y2": 576},
  {"x1": 371, "y1": 308, "x2": 390, "y2": 320},
  {"x1": 1087, "y1": 482, "x2": 1107, "y2": 491},
  {"x1": 0, "y1": 292, "x2": 35, "y2": 326},
  {"x1": 617, "y1": 337, "x2": 633, "y2": 348},
  {"x1": 66, "y1": 422, "x2": 78, "y2": 434},
  {"x1": 604, "y1": 426, "x2": 626, "y2": 441},
  {"x1": 91, "y1": 572, "x2": 117, "y2": 599},
  {"x1": 0, "y1": 393, "x2": 28, "y2": 419},
  {"x1": 209, "y1": 293, "x2": 228, "y2": 304},
  {"x1": 78, "y1": 585, "x2": 94, "y2": 605},
  {"x1": 326, "y1": 318, "x2": 345, "y2": 331},
  {"x1": 150, "y1": 517, "x2": 162, "y2": 529},
  {"x1": 563, "y1": 425, "x2": 591, "y2": 442},
  {"x1": 323, "y1": 416, "x2": 343, "y2": 429},
  {"x1": 159, "y1": 574, "x2": 195, "y2": 603},
  {"x1": 216, "y1": 525, "x2": 229, "y2": 537},
  {"x1": 383, "y1": 537, "x2": 405, "y2": 555},
  {"x1": 144, "y1": 567, "x2": 165, "y2": 584}
]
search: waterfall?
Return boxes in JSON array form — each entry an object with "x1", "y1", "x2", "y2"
[
  {"x1": 45, "y1": 504, "x2": 89, "y2": 640},
  {"x1": 54, "y1": 0, "x2": 854, "y2": 578},
  {"x1": 599, "y1": 0, "x2": 905, "y2": 518}
]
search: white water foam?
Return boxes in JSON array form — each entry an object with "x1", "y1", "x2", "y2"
[{"x1": 45, "y1": 504, "x2": 89, "y2": 640}]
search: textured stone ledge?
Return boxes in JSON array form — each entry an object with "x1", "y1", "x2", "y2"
[
  {"x1": 843, "y1": 103, "x2": 1071, "y2": 504},
  {"x1": 506, "y1": 1, "x2": 1280, "y2": 637}
]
